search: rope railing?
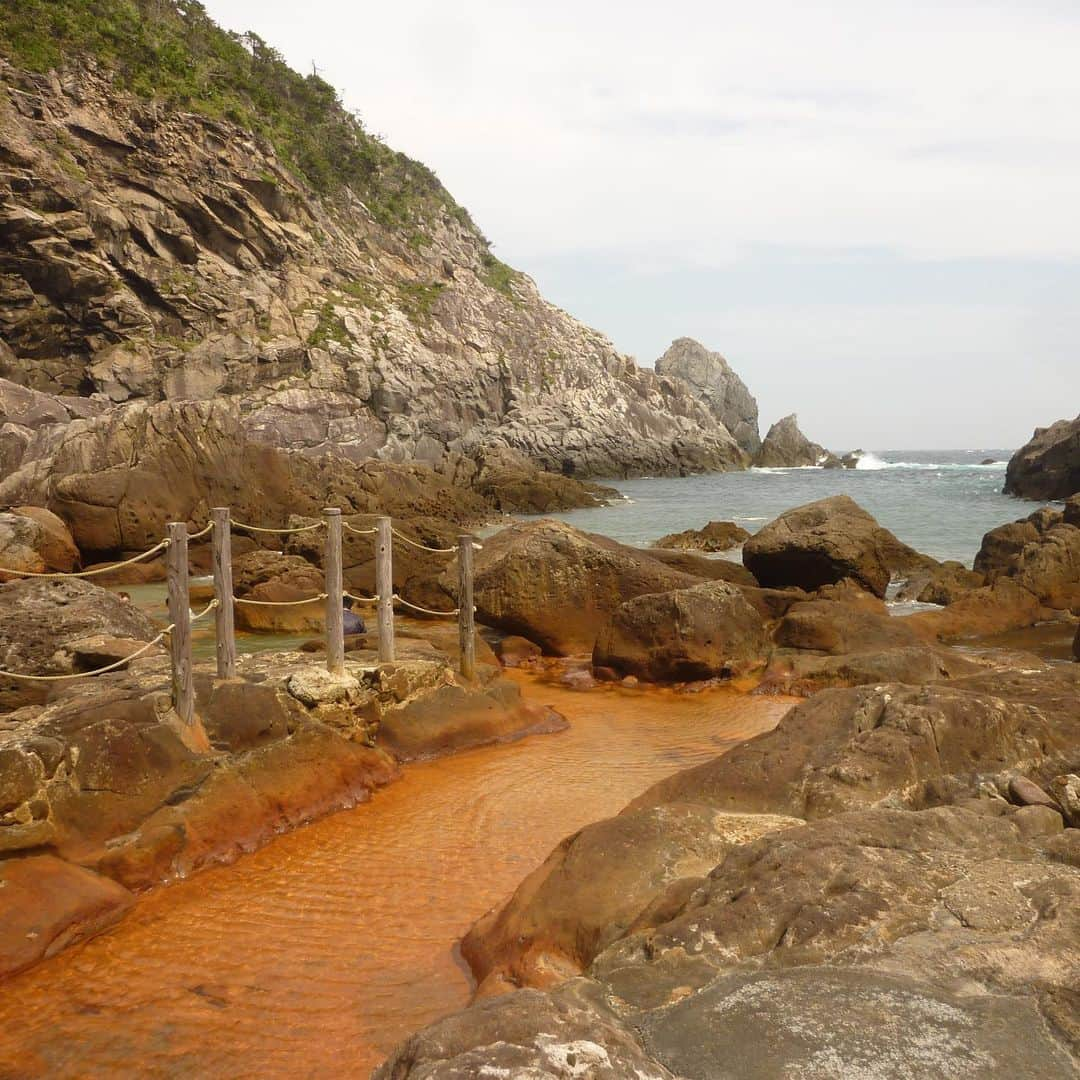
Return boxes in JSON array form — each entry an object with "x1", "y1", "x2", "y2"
[
  {"x1": 390, "y1": 526, "x2": 457, "y2": 555},
  {"x1": 392, "y1": 593, "x2": 462, "y2": 618},
  {"x1": 231, "y1": 519, "x2": 325, "y2": 535},
  {"x1": 0, "y1": 537, "x2": 172, "y2": 579},
  {"x1": 0, "y1": 627, "x2": 172, "y2": 681},
  {"x1": 0, "y1": 508, "x2": 482, "y2": 715},
  {"x1": 233, "y1": 592, "x2": 328, "y2": 606}
]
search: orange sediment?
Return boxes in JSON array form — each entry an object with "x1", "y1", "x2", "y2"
[{"x1": 0, "y1": 673, "x2": 793, "y2": 1078}]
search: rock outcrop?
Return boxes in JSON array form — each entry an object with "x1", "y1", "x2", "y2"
[
  {"x1": 1005, "y1": 415, "x2": 1080, "y2": 500},
  {"x1": 654, "y1": 338, "x2": 759, "y2": 456},
  {"x1": 753, "y1": 413, "x2": 829, "y2": 468},
  {"x1": 0, "y1": 506, "x2": 79, "y2": 578},
  {"x1": 466, "y1": 520, "x2": 705, "y2": 655},
  {"x1": 383, "y1": 667, "x2": 1080, "y2": 1078},
  {"x1": 742, "y1": 495, "x2": 932, "y2": 598},
  {"x1": 652, "y1": 520, "x2": 750, "y2": 552},
  {"x1": 0, "y1": 40, "x2": 744, "y2": 481},
  {"x1": 592, "y1": 581, "x2": 767, "y2": 682}
]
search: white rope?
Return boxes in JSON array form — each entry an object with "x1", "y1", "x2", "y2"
[
  {"x1": 190, "y1": 598, "x2": 219, "y2": 620},
  {"x1": 392, "y1": 592, "x2": 461, "y2": 617},
  {"x1": 231, "y1": 519, "x2": 325, "y2": 535},
  {"x1": 233, "y1": 592, "x2": 328, "y2": 606},
  {"x1": 390, "y1": 527, "x2": 457, "y2": 555},
  {"x1": 342, "y1": 590, "x2": 379, "y2": 605},
  {"x1": 188, "y1": 521, "x2": 214, "y2": 540},
  {"x1": 343, "y1": 522, "x2": 377, "y2": 536},
  {"x1": 0, "y1": 629, "x2": 171, "y2": 681},
  {"x1": 0, "y1": 538, "x2": 171, "y2": 579}
]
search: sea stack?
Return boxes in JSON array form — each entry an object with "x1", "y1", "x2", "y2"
[
  {"x1": 754, "y1": 413, "x2": 830, "y2": 468},
  {"x1": 655, "y1": 338, "x2": 760, "y2": 456}
]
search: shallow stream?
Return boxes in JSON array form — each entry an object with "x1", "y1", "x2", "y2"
[{"x1": 0, "y1": 673, "x2": 791, "y2": 1077}]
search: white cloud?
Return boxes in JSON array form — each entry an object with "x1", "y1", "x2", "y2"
[{"x1": 204, "y1": 0, "x2": 1080, "y2": 445}]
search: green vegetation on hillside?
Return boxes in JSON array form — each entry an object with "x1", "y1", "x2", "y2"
[{"x1": 0, "y1": 0, "x2": 474, "y2": 234}]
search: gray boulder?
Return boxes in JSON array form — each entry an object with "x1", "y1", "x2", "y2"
[
  {"x1": 655, "y1": 337, "x2": 759, "y2": 455},
  {"x1": 753, "y1": 413, "x2": 829, "y2": 467}
]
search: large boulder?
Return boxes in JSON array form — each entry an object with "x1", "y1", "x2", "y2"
[
  {"x1": 752, "y1": 413, "x2": 828, "y2": 467},
  {"x1": 654, "y1": 337, "x2": 760, "y2": 455},
  {"x1": 0, "y1": 507, "x2": 79, "y2": 579},
  {"x1": 231, "y1": 550, "x2": 327, "y2": 633},
  {"x1": 593, "y1": 581, "x2": 768, "y2": 682},
  {"x1": 773, "y1": 597, "x2": 921, "y2": 654},
  {"x1": 0, "y1": 578, "x2": 161, "y2": 709},
  {"x1": 975, "y1": 508, "x2": 1080, "y2": 613},
  {"x1": 742, "y1": 495, "x2": 929, "y2": 597},
  {"x1": 1004, "y1": 414, "x2": 1080, "y2": 500},
  {"x1": 652, "y1": 520, "x2": 750, "y2": 552},
  {"x1": 468, "y1": 520, "x2": 703, "y2": 655}
]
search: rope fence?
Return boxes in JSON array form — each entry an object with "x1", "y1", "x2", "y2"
[{"x1": 0, "y1": 508, "x2": 481, "y2": 713}]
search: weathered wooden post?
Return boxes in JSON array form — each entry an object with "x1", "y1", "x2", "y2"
[
  {"x1": 211, "y1": 507, "x2": 236, "y2": 679},
  {"x1": 166, "y1": 521, "x2": 194, "y2": 725},
  {"x1": 457, "y1": 534, "x2": 476, "y2": 681},
  {"x1": 376, "y1": 515, "x2": 395, "y2": 664},
  {"x1": 324, "y1": 507, "x2": 344, "y2": 675}
]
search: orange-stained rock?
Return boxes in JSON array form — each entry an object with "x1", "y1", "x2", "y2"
[{"x1": 0, "y1": 855, "x2": 134, "y2": 980}]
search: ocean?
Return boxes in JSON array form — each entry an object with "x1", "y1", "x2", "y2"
[{"x1": 541, "y1": 450, "x2": 1040, "y2": 567}]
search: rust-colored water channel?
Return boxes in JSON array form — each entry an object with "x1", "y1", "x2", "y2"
[{"x1": 0, "y1": 675, "x2": 791, "y2": 1078}]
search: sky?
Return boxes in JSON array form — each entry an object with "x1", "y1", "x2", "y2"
[{"x1": 205, "y1": 0, "x2": 1080, "y2": 449}]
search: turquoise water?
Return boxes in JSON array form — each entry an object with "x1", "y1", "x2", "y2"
[{"x1": 543, "y1": 450, "x2": 1038, "y2": 566}]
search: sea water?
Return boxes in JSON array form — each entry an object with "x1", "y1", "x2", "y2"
[{"x1": 541, "y1": 450, "x2": 1038, "y2": 566}]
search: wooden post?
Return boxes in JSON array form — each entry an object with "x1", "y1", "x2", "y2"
[
  {"x1": 166, "y1": 521, "x2": 194, "y2": 726},
  {"x1": 376, "y1": 515, "x2": 395, "y2": 664},
  {"x1": 211, "y1": 507, "x2": 236, "y2": 679},
  {"x1": 324, "y1": 508, "x2": 344, "y2": 675},
  {"x1": 458, "y1": 534, "x2": 476, "y2": 681}
]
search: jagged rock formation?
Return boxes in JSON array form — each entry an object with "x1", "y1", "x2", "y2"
[
  {"x1": 655, "y1": 338, "x2": 759, "y2": 456},
  {"x1": 0, "y1": 25, "x2": 743, "y2": 480},
  {"x1": 1005, "y1": 415, "x2": 1080, "y2": 500},
  {"x1": 753, "y1": 413, "x2": 830, "y2": 467}
]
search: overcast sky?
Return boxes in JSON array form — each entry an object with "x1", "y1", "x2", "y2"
[{"x1": 206, "y1": 0, "x2": 1079, "y2": 449}]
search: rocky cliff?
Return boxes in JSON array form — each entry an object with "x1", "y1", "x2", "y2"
[
  {"x1": 0, "y1": 3, "x2": 744, "y2": 481},
  {"x1": 654, "y1": 337, "x2": 759, "y2": 456},
  {"x1": 1005, "y1": 415, "x2": 1080, "y2": 501}
]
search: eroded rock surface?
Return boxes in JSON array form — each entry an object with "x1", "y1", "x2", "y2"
[
  {"x1": 753, "y1": 413, "x2": 829, "y2": 468},
  {"x1": 1005, "y1": 415, "x2": 1080, "y2": 500},
  {"x1": 652, "y1": 520, "x2": 750, "y2": 553}
]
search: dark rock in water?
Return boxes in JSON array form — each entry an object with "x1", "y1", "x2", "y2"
[
  {"x1": 840, "y1": 448, "x2": 865, "y2": 468},
  {"x1": 742, "y1": 495, "x2": 932, "y2": 598},
  {"x1": 981, "y1": 457, "x2": 998, "y2": 465},
  {"x1": 753, "y1": 413, "x2": 829, "y2": 468},
  {"x1": 654, "y1": 338, "x2": 760, "y2": 456},
  {"x1": 652, "y1": 520, "x2": 750, "y2": 553},
  {"x1": 1004, "y1": 414, "x2": 1080, "y2": 500},
  {"x1": 592, "y1": 581, "x2": 767, "y2": 683}
]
